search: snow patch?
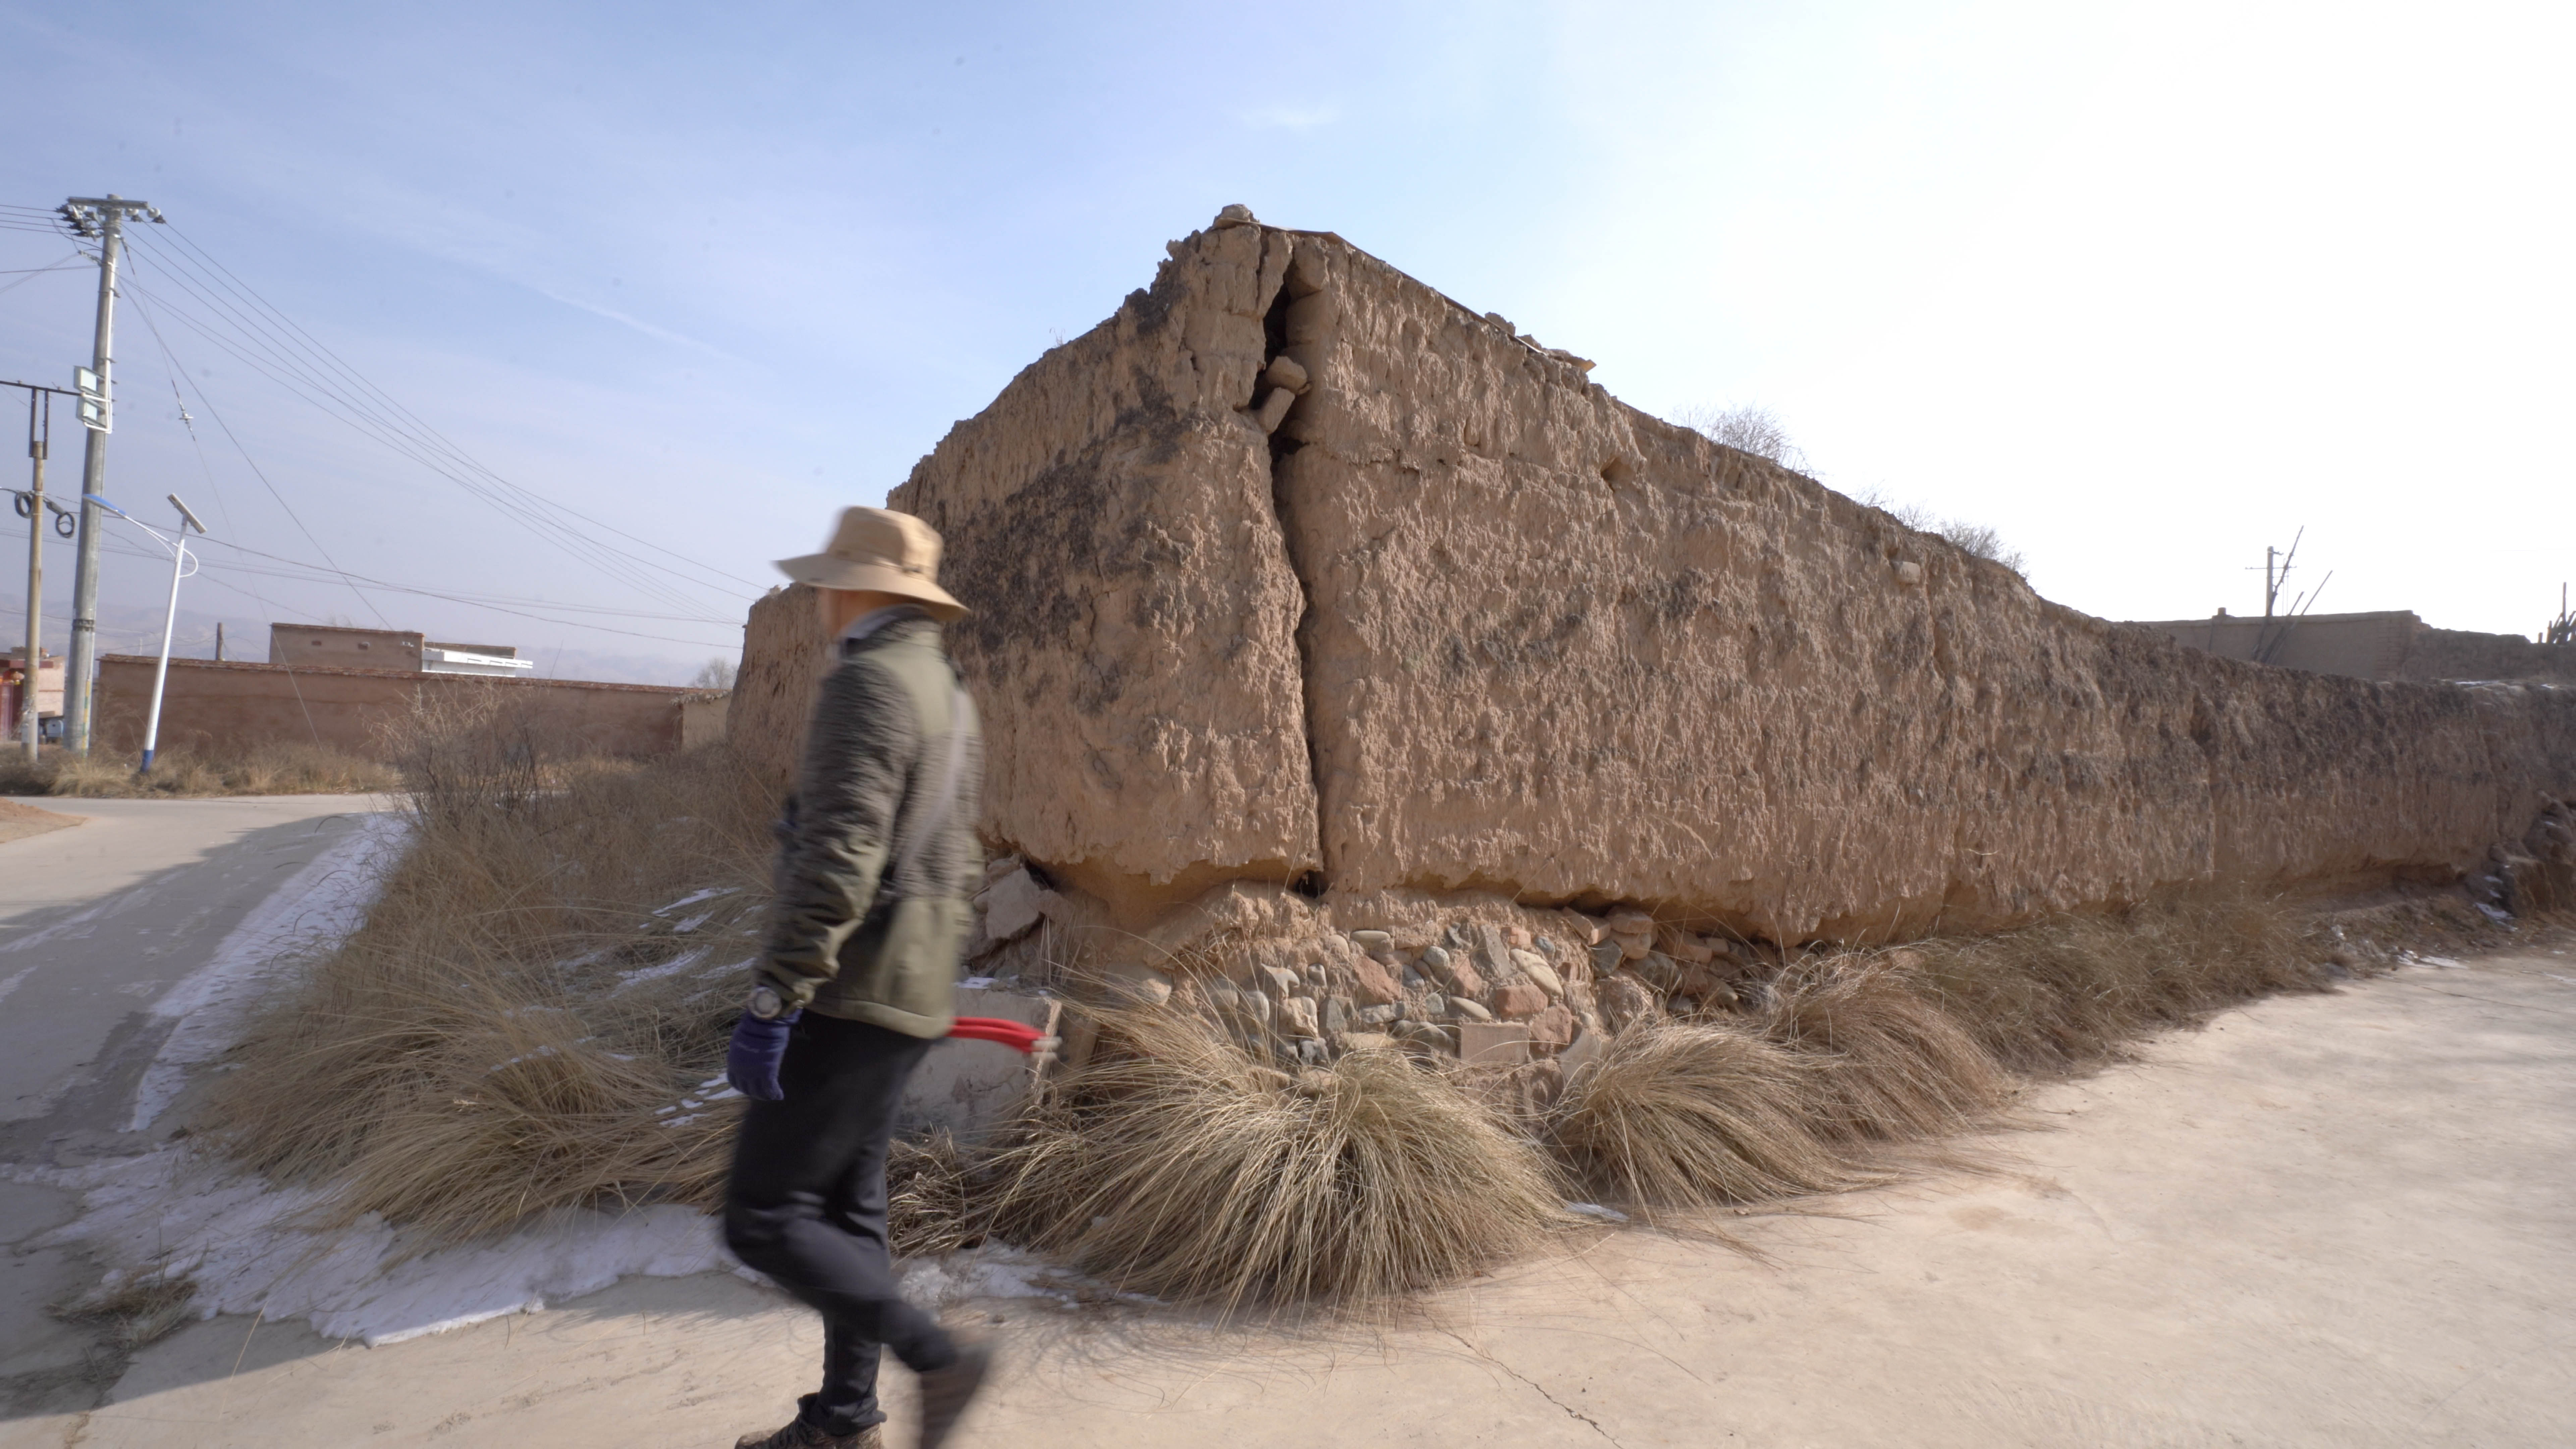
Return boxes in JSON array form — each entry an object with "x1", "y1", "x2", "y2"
[
  {"x1": 614, "y1": 947, "x2": 710, "y2": 991},
  {"x1": 899, "y1": 1245, "x2": 1090, "y2": 1308},
  {"x1": 652, "y1": 886, "x2": 739, "y2": 917},
  {"x1": 0, "y1": 899, "x2": 111, "y2": 957},
  {"x1": 17, "y1": 812, "x2": 1091, "y2": 1349},
  {"x1": 126, "y1": 813, "x2": 409, "y2": 1133},
  {"x1": 15, "y1": 1146, "x2": 1096, "y2": 1346},
  {"x1": 16, "y1": 1146, "x2": 730, "y2": 1345}
]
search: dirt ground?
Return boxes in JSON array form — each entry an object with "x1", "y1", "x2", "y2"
[{"x1": 5, "y1": 935, "x2": 2569, "y2": 1449}]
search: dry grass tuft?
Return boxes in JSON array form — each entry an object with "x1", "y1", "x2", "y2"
[
  {"x1": 54, "y1": 1271, "x2": 199, "y2": 1350},
  {"x1": 1905, "y1": 894, "x2": 2328, "y2": 1076},
  {"x1": 211, "y1": 689, "x2": 774, "y2": 1239},
  {"x1": 986, "y1": 1004, "x2": 1569, "y2": 1310},
  {"x1": 1761, "y1": 957, "x2": 2011, "y2": 1141},
  {"x1": 1551, "y1": 891, "x2": 2404, "y2": 1212},
  {"x1": 0, "y1": 741, "x2": 398, "y2": 798},
  {"x1": 888, "y1": 1133, "x2": 985, "y2": 1258},
  {"x1": 1550, "y1": 1023, "x2": 1856, "y2": 1209}
]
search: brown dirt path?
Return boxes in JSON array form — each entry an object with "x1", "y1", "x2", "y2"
[{"x1": 0, "y1": 801, "x2": 82, "y2": 850}]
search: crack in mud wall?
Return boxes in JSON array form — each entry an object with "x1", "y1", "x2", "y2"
[
  {"x1": 1258, "y1": 246, "x2": 1333, "y2": 898},
  {"x1": 882, "y1": 219, "x2": 1318, "y2": 922}
]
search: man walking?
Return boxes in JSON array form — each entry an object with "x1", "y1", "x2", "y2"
[{"x1": 724, "y1": 506, "x2": 992, "y2": 1449}]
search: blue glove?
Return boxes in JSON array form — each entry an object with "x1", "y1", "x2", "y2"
[{"x1": 726, "y1": 1009, "x2": 800, "y2": 1101}]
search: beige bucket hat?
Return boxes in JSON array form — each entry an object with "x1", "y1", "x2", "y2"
[{"x1": 774, "y1": 506, "x2": 967, "y2": 620}]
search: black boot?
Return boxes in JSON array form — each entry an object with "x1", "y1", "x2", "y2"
[
  {"x1": 912, "y1": 1338, "x2": 994, "y2": 1449},
  {"x1": 734, "y1": 1408, "x2": 882, "y2": 1448}
]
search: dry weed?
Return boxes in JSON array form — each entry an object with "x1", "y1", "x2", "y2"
[
  {"x1": 211, "y1": 688, "x2": 775, "y2": 1239},
  {"x1": 1905, "y1": 894, "x2": 2328, "y2": 1075},
  {"x1": 888, "y1": 1133, "x2": 984, "y2": 1258},
  {"x1": 54, "y1": 1271, "x2": 199, "y2": 1350},
  {"x1": 0, "y1": 741, "x2": 397, "y2": 798},
  {"x1": 986, "y1": 1004, "x2": 1569, "y2": 1309},
  {"x1": 1550, "y1": 1023, "x2": 1856, "y2": 1209}
]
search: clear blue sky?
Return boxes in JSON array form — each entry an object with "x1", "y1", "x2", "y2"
[{"x1": 2, "y1": 1, "x2": 2567, "y2": 683}]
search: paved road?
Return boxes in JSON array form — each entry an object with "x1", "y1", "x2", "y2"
[
  {"x1": 5, "y1": 934, "x2": 2569, "y2": 1448},
  {"x1": 0, "y1": 795, "x2": 392, "y2": 1129},
  {"x1": 0, "y1": 794, "x2": 398, "y2": 1428}
]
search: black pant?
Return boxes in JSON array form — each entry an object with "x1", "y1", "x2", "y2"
[{"x1": 725, "y1": 1012, "x2": 957, "y2": 1436}]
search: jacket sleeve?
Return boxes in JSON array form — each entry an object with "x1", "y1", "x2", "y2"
[{"x1": 757, "y1": 656, "x2": 918, "y2": 1007}]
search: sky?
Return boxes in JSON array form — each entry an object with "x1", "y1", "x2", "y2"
[{"x1": 0, "y1": 0, "x2": 2568, "y2": 686}]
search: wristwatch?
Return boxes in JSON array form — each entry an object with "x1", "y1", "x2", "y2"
[{"x1": 746, "y1": 985, "x2": 788, "y2": 1020}]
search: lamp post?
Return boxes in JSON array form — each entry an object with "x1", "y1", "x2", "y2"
[
  {"x1": 86, "y1": 491, "x2": 206, "y2": 773},
  {"x1": 138, "y1": 494, "x2": 206, "y2": 773}
]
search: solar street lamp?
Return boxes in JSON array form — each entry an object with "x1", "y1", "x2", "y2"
[{"x1": 85, "y1": 491, "x2": 209, "y2": 773}]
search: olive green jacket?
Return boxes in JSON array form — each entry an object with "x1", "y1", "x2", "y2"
[{"x1": 756, "y1": 612, "x2": 982, "y2": 1038}]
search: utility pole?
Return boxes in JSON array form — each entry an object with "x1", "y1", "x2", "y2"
[
  {"x1": 22, "y1": 390, "x2": 48, "y2": 765},
  {"x1": 6, "y1": 381, "x2": 76, "y2": 764},
  {"x1": 2252, "y1": 526, "x2": 2305, "y2": 619},
  {"x1": 56, "y1": 194, "x2": 166, "y2": 756}
]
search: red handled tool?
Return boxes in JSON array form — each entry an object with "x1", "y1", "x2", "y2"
[{"x1": 947, "y1": 1016, "x2": 1054, "y2": 1054}]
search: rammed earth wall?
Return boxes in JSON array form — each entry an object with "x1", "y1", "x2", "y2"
[{"x1": 738, "y1": 212, "x2": 2576, "y2": 945}]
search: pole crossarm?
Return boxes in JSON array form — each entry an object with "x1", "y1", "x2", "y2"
[{"x1": 56, "y1": 197, "x2": 164, "y2": 236}]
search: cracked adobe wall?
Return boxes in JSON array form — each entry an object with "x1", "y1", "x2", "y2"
[
  {"x1": 883, "y1": 222, "x2": 1319, "y2": 916},
  {"x1": 743, "y1": 212, "x2": 2576, "y2": 941},
  {"x1": 1265, "y1": 232, "x2": 2575, "y2": 937}
]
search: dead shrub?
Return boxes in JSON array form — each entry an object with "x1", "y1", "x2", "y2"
[
  {"x1": 985, "y1": 1004, "x2": 1569, "y2": 1310},
  {"x1": 1760, "y1": 957, "x2": 2011, "y2": 1141},
  {"x1": 1550, "y1": 1023, "x2": 1856, "y2": 1209}
]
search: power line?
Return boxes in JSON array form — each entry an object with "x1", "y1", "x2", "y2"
[
  {"x1": 153, "y1": 221, "x2": 762, "y2": 589},
  {"x1": 120, "y1": 280, "x2": 392, "y2": 627},
  {"x1": 189, "y1": 535, "x2": 738, "y2": 624},
  {"x1": 20, "y1": 200, "x2": 758, "y2": 654},
  {"x1": 0, "y1": 256, "x2": 86, "y2": 299},
  {"x1": 87, "y1": 533, "x2": 739, "y2": 648},
  {"x1": 124, "y1": 226, "x2": 761, "y2": 609},
  {"x1": 113, "y1": 290, "x2": 746, "y2": 647},
  {"x1": 125, "y1": 305, "x2": 738, "y2": 636},
  {"x1": 118, "y1": 259, "x2": 727, "y2": 621}
]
